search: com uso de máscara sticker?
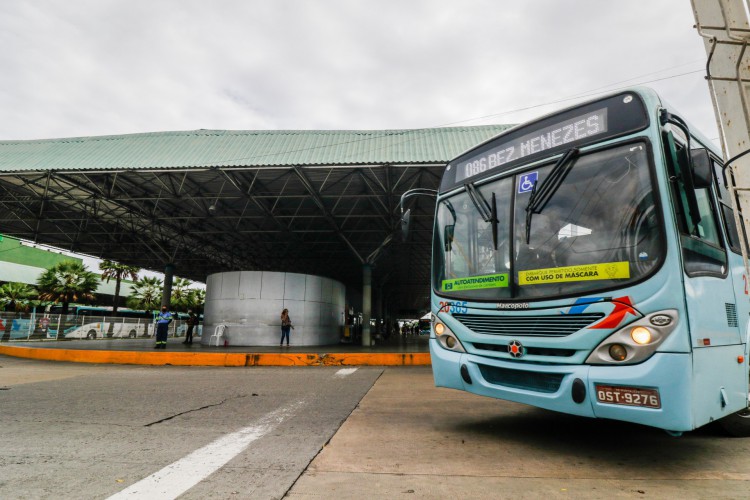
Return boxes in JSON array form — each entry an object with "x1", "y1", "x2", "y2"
[
  {"x1": 518, "y1": 261, "x2": 630, "y2": 285},
  {"x1": 442, "y1": 273, "x2": 509, "y2": 292}
]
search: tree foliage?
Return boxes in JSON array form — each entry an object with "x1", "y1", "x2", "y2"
[
  {"x1": 0, "y1": 282, "x2": 36, "y2": 312},
  {"x1": 36, "y1": 261, "x2": 99, "y2": 314},
  {"x1": 99, "y1": 259, "x2": 140, "y2": 314},
  {"x1": 159, "y1": 277, "x2": 206, "y2": 312},
  {"x1": 169, "y1": 277, "x2": 192, "y2": 311},
  {"x1": 188, "y1": 288, "x2": 206, "y2": 311},
  {"x1": 127, "y1": 276, "x2": 163, "y2": 311}
]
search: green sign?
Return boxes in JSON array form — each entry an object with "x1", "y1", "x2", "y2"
[{"x1": 442, "y1": 273, "x2": 509, "y2": 292}]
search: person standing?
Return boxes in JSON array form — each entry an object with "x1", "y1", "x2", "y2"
[
  {"x1": 155, "y1": 305, "x2": 172, "y2": 349},
  {"x1": 280, "y1": 308, "x2": 293, "y2": 346},
  {"x1": 182, "y1": 309, "x2": 197, "y2": 345}
]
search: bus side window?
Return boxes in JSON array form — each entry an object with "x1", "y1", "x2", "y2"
[
  {"x1": 663, "y1": 133, "x2": 727, "y2": 276},
  {"x1": 713, "y1": 161, "x2": 746, "y2": 255}
]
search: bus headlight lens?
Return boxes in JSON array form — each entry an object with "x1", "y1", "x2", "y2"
[
  {"x1": 609, "y1": 344, "x2": 627, "y2": 361},
  {"x1": 434, "y1": 319, "x2": 465, "y2": 353},
  {"x1": 630, "y1": 326, "x2": 652, "y2": 345}
]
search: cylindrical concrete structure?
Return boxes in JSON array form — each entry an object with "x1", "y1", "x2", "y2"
[{"x1": 202, "y1": 271, "x2": 346, "y2": 346}]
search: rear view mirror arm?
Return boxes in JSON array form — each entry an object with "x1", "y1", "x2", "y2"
[{"x1": 399, "y1": 189, "x2": 438, "y2": 242}]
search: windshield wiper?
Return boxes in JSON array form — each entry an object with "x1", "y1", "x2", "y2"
[
  {"x1": 465, "y1": 182, "x2": 499, "y2": 250},
  {"x1": 525, "y1": 147, "x2": 580, "y2": 244}
]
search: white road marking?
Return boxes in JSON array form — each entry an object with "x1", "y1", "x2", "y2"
[
  {"x1": 108, "y1": 400, "x2": 305, "y2": 500},
  {"x1": 335, "y1": 368, "x2": 358, "y2": 378}
]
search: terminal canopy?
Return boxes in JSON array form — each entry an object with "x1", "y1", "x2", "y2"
[{"x1": 0, "y1": 126, "x2": 509, "y2": 315}]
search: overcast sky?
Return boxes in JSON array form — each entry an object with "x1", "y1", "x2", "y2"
[{"x1": 0, "y1": 0, "x2": 717, "y2": 142}]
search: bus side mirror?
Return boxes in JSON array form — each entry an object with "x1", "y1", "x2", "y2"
[
  {"x1": 444, "y1": 224, "x2": 454, "y2": 252},
  {"x1": 400, "y1": 209, "x2": 411, "y2": 242},
  {"x1": 690, "y1": 148, "x2": 713, "y2": 189}
]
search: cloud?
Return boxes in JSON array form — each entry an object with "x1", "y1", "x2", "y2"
[{"x1": 0, "y1": 0, "x2": 717, "y2": 141}]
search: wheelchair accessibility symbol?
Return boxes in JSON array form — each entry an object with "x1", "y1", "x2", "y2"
[{"x1": 518, "y1": 172, "x2": 538, "y2": 194}]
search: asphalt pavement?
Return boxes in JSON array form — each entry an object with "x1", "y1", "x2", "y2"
[
  {"x1": 0, "y1": 355, "x2": 383, "y2": 499},
  {"x1": 4, "y1": 356, "x2": 750, "y2": 499}
]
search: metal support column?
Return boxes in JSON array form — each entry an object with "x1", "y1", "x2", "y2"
[
  {"x1": 161, "y1": 263, "x2": 175, "y2": 308},
  {"x1": 362, "y1": 263, "x2": 372, "y2": 346},
  {"x1": 373, "y1": 287, "x2": 381, "y2": 338}
]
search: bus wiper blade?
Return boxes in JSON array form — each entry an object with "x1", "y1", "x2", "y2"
[
  {"x1": 525, "y1": 181, "x2": 537, "y2": 245},
  {"x1": 527, "y1": 148, "x2": 580, "y2": 214},
  {"x1": 524, "y1": 147, "x2": 580, "y2": 244},
  {"x1": 490, "y1": 192, "x2": 498, "y2": 250},
  {"x1": 465, "y1": 182, "x2": 499, "y2": 249}
]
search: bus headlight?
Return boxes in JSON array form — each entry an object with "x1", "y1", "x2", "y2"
[
  {"x1": 630, "y1": 326, "x2": 652, "y2": 345},
  {"x1": 434, "y1": 322, "x2": 445, "y2": 335},
  {"x1": 608, "y1": 344, "x2": 628, "y2": 361},
  {"x1": 586, "y1": 310, "x2": 678, "y2": 365},
  {"x1": 433, "y1": 318, "x2": 466, "y2": 353}
]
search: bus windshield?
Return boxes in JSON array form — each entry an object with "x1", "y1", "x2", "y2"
[{"x1": 433, "y1": 141, "x2": 664, "y2": 301}]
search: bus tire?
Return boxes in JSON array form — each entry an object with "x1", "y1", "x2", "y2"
[
  {"x1": 128, "y1": 330, "x2": 137, "y2": 338},
  {"x1": 87, "y1": 330, "x2": 96, "y2": 340},
  {"x1": 718, "y1": 408, "x2": 750, "y2": 437}
]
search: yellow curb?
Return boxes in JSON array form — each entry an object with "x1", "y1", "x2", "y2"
[{"x1": 0, "y1": 345, "x2": 431, "y2": 367}]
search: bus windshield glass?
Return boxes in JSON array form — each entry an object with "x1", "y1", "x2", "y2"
[{"x1": 433, "y1": 141, "x2": 663, "y2": 300}]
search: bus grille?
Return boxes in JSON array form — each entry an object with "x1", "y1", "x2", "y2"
[
  {"x1": 472, "y1": 343, "x2": 576, "y2": 358},
  {"x1": 453, "y1": 313, "x2": 604, "y2": 337},
  {"x1": 478, "y1": 364, "x2": 564, "y2": 393}
]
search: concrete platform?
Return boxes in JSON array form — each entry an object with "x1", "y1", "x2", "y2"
[
  {"x1": 288, "y1": 367, "x2": 750, "y2": 499},
  {"x1": 0, "y1": 335, "x2": 430, "y2": 366}
]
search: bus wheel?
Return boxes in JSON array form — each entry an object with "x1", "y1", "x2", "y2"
[
  {"x1": 128, "y1": 330, "x2": 137, "y2": 338},
  {"x1": 718, "y1": 407, "x2": 750, "y2": 437},
  {"x1": 87, "y1": 330, "x2": 96, "y2": 340}
]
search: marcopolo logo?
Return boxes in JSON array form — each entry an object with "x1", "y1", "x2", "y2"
[
  {"x1": 496, "y1": 303, "x2": 530, "y2": 310},
  {"x1": 442, "y1": 273, "x2": 509, "y2": 292}
]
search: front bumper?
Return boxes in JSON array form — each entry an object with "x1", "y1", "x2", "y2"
[{"x1": 430, "y1": 339, "x2": 693, "y2": 431}]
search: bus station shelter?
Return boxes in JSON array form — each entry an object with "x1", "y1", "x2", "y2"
[{"x1": 0, "y1": 125, "x2": 509, "y2": 338}]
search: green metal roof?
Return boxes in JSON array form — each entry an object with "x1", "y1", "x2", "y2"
[{"x1": 0, "y1": 125, "x2": 512, "y2": 172}]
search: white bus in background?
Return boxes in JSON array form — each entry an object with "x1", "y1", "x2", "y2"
[
  {"x1": 61, "y1": 317, "x2": 154, "y2": 339},
  {"x1": 48, "y1": 306, "x2": 156, "y2": 339},
  {"x1": 43, "y1": 306, "x2": 198, "y2": 340}
]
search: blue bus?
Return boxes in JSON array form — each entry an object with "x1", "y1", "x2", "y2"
[{"x1": 428, "y1": 88, "x2": 750, "y2": 435}]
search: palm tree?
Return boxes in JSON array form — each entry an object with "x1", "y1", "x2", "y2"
[
  {"x1": 36, "y1": 261, "x2": 99, "y2": 314},
  {"x1": 99, "y1": 260, "x2": 140, "y2": 315},
  {"x1": 0, "y1": 282, "x2": 35, "y2": 312},
  {"x1": 127, "y1": 276, "x2": 163, "y2": 311},
  {"x1": 170, "y1": 277, "x2": 193, "y2": 312},
  {"x1": 188, "y1": 289, "x2": 206, "y2": 313}
]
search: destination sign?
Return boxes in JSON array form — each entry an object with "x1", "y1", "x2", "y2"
[{"x1": 455, "y1": 108, "x2": 608, "y2": 183}]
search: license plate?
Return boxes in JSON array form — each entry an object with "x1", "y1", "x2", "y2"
[{"x1": 595, "y1": 384, "x2": 661, "y2": 409}]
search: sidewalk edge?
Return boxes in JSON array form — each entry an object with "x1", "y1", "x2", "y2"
[{"x1": 0, "y1": 345, "x2": 431, "y2": 367}]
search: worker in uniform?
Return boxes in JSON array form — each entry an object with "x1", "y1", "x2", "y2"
[
  {"x1": 182, "y1": 309, "x2": 197, "y2": 345},
  {"x1": 155, "y1": 305, "x2": 173, "y2": 349}
]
